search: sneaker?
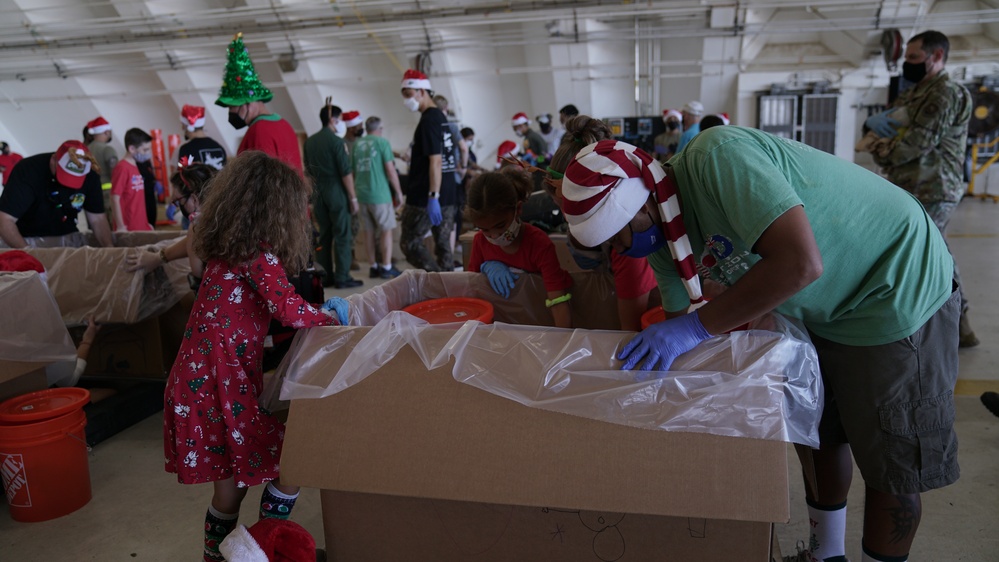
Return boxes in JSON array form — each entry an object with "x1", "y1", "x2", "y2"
[
  {"x1": 783, "y1": 541, "x2": 812, "y2": 562},
  {"x1": 333, "y1": 278, "x2": 363, "y2": 289},
  {"x1": 369, "y1": 266, "x2": 381, "y2": 279},
  {"x1": 959, "y1": 312, "x2": 980, "y2": 348},
  {"x1": 380, "y1": 266, "x2": 403, "y2": 279},
  {"x1": 982, "y1": 392, "x2": 999, "y2": 418}
]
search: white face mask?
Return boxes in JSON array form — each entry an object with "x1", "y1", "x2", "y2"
[
  {"x1": 513, "y1": 128, "x2": 525, "y2": 138},
  {"x1": 334, "y1": 120, "x2": 347, "y2": 137},
  {"x1": 485, "y1": 218, "x2": 522, "y2": 247},
  {"x1": 403, "y1": 96, "x2": 420, "y2": 112}
]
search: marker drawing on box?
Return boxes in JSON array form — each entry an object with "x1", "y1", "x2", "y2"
[{"x1": 542, "y1": 507, "x2": 627, "y2": 562}]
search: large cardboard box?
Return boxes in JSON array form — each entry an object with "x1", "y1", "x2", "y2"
[
  {"x1": 279, "y1": 271, "x2": 815, "y2": 560},
  {"x1": 73, "y1": 317, "x2": 165, "y2": 378}
]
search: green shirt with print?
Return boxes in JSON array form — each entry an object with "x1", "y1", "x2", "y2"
[
  {"x1": 650, "y1": 126, "x2": 953, "y2": 346},
  {"x1": 351, "y1": 135, "x2": 396, "y2": 205}
]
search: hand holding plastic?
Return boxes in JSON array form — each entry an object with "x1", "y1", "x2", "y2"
[
  {"x1": 865, "y1": 110, "x2": 901, "y2": 138},
  {"x1": 426, "y1": 198, "x2": 442, "y2": 226},
  {"x1": 481, "y1": 260, "x2": 519, "y2": 299},
  {"x1": 618, "y1": 311, "x2": 711, "y2": 374},
  {"x1": 165, "y1": 203, "x2": 177, "y2": 222},
  {"x1": 321, "y1": 297, "x2": 350, "y2": 325}
]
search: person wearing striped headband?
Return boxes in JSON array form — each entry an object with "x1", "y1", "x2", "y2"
[{"x1": 563, "y1": 125, "x2": 960, "y2": 562}]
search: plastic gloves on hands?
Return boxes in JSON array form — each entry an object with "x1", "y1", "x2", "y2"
[
  {"x1": 426, "y1": 198, "x2": 443, "y2": 226},
  {"x1": 481, "y1": 260, "x2": 519, "y2": 299},
  {"x1": 865, "y1": 109, "x2": 902, "y2": 138},
  {"x1": 154, "y1": 181, "x2": 164, "y2": 198},
  {"x1": 321, "y1": 297, "x2": 350, "y2": 325},
  {"x1": 618, "y1": 311, "x2": 712, "y2": 376},
  {"x1": 165, "y1": 203, "x2": 178, "y2": 222}
]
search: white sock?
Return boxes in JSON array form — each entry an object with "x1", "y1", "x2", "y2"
[
  {"x1": 265, "y1": 481, "x2": 299, "y2": 500},
  {"x1": 807, "y1": 500, "x2": 847, "y2": 560},
  {"x1": 208, "y1": 504, "x2": 238, "y2": 520},
  {"x1": 381, "y1": 263, "x2": 392, "y2": 270}
]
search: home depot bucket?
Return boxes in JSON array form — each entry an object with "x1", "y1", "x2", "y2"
[
  {"x1": 0, "y1": 388, "x2": 91, "y2": 522},
  {"x1": 401, "y1": 297, "x2": 494, "y2": 325}
]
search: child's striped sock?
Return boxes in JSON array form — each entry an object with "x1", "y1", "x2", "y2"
[
  {"x1": 259, "y1": 481, "x2": 299, "y2": 520},
  {"x1": 203, "y1": 505, "x2": 238, "y2": 562}
]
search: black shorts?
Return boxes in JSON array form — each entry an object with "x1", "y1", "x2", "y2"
[{"x1": 809, "y1": 286, "x2": 961, "y2": 494}]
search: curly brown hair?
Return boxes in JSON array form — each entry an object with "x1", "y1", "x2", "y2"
[
  {"x1": 193, "y1": 151, "x2": 311, "y2": 272},
  {"x1": 464, "y1": 166, "x2": 531, "y2": 223},
  {"x1": 549, "y1": 115, "x2": 613, "y2": 174}
]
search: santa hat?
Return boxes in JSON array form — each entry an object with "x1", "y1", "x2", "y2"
[
  {"x1": 682, "y1": 101, "x2": 704, "y2": 116},
  {"x1": 718, "y1": 112, "x2": 730, "y2": 125},
  {"x1": 180, "y1": 105, "x2": 206, "y2": 132},
  {"x1": 495, "y1": 140, "x2": 520, "y2": 168},
  {"x1": 53, "y1": 140, "x2": 94, "y2": 189},
  {"x1": 219, "y1": 518, "x2": 315, "y2": 562},
  {"x1": 401, "y1": 69, "x2": 432, "y2": 91},
  {"x1": 563, "y1": 140, "x2": 704, "y2": 309},
  {"x1": 0, "y1": 250, "x2": 47, "y2": 285},
  {"x1": 662, "y1": 109, "x2": 682, "y2": 122},
  {"x1": 342, "y1": 111, "x2": 363, "y2": 128},
  {"x1": 86, "y1": 117, "x2": 112, "y2": 135},
  {"x1": 511, "y1": 112, "x2": 530, "y2": 127}
]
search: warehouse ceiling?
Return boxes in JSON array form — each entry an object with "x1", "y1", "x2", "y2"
[{"x1": 1, "y1": 0, "x2": 998, "y2": 83}]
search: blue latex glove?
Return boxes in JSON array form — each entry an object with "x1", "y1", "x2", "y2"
[
  {"x1": 426, "y1": 198, "x2": 443, "y2": 226},
  {"x1": 480, "y1": 260, "x2": 519, "y2": 299},
  {"x1": 618, "y1": 311, "x2": 712, "y2": 375},
  {"x1": 154, "y1": 181, "x2": 164, "y2": 198},
  {"x1": 865, "y1": 109, "x2": 902, "y2": 138},
  {"x1": 321, "y1": 297, "x2": 350, "y2": 325},
  {"x1": 165, "y1": 203, "x2": 178, "y2": 222}
]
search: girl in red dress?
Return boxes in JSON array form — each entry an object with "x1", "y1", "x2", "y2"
[{"x1": 163, "y1": 151, "x2": 347, "y2": 562}]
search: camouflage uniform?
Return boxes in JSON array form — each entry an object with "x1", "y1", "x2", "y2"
[
  {"x1": 399, "y1": 204, "x2": 456, "y2": 272},
  {"x1": 874, "y1": 70, "x2": 974, "y2": 322}
]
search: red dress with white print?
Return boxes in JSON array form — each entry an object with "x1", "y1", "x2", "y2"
[{"x1": 163, "y1": 250, "x2": 336, "y2": 487}]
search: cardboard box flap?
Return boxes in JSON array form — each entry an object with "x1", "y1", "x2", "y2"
[
  {"x1": 0, "y1": 272, "x2": 76, "y2": 379},
  {"x1": 0, "y1": 246, "x2": 186, "y2": 324},
  {"x1": 282, "y1": 340, "x2": 790, "y2": 524}
]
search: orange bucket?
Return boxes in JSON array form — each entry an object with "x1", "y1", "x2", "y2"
[
  {"x1": 0, "y1": 388, "x2": 92, "y2": 522},
  {"x1": 401, "y1": 297, "x2": 494, "y2": 325}
]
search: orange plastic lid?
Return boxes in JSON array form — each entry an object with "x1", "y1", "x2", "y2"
[
  {"x1": 402, "y1": 297, "x2": 494, "y2": 325},
  {"x1": 0, "y1": 388, "x2": 91, "y2": 423},
  {"x1": 640, "y1": 307, "x2": 666, "y2": 330}
]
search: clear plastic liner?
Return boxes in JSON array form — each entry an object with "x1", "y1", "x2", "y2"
[
  {"x1": 0, "y1": 271, "x2": 77, "y2": 364},
  {"x1": 273, "y1": 270, "x2": 823, "y2": 447}
]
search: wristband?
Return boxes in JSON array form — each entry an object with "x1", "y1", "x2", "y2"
[
  {"x1": 545, "y1": 293, "x2": 572, "y2": 308},
  {"x1": 428, "y1": 191, "x2": 440, "y2": 199},
  {"x1": 159, "y1": 248, "x2": 168, "y2": 264}
]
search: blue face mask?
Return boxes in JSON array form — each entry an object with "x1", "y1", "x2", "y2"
[{"x1": 620, "y1": 222, "x2": 666, "y2": 258}]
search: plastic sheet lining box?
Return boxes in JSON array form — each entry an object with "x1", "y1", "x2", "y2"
[{"x1": 277, "y1": 271, "x2": 821, "y2": 561}]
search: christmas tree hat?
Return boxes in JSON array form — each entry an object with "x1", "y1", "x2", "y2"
[{"x1": 215, "y1": 32, "x2": 273, "y2": 107}]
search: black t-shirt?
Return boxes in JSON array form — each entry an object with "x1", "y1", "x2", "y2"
[
  {"x1": 178, "y1": 137, "x2": 227, "y2": 170},
  {"x1": 407, "y1": 107, "x2": 457, "y2": 207},
  {"x1": 0, "y1": 153, "x2": 104, "y2": 237}
]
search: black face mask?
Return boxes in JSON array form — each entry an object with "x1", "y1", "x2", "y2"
[
  {"x1": 540, "y1": 123, "x2": 551, "y2": 134},
  {"x1": 228, "y1": 111, "x2": 247, "y2": 130},
  {"x1": 666, "y1": 121, "x2": 680, "y2": 131},
  {"x1": 902, "y1": 60, "x2": 928, "y2": 84}
]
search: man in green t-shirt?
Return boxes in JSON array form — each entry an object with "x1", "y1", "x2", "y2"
[
  {"x1": 559, "y1": 127, "x2": 959, "y2": 562},
  {"x1": 303, "y1": 103, "x2": 361, "y2": 289},
  {"x1": 352, "y1": 116, "x2": 405, "y2": 279}
]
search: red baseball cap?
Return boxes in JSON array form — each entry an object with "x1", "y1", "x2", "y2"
[{"x1": 53, "y1": 140, "x2": 93, "y2": 189}]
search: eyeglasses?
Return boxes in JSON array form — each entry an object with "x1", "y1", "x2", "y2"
[{"x1": 172, "y1": 193, "x2": 191, "y2": 208}]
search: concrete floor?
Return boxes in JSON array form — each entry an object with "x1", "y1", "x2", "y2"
[{"x1": 2, "y1": 199, "x2": 998, "y2": 561}]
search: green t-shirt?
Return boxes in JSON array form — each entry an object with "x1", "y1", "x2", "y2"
[
  {"x1": 351, "y1": 135, "x2": 395, "y2": 205},
  {"x1": 650, "y1": 126, "x2": 953, "y2": 346}
]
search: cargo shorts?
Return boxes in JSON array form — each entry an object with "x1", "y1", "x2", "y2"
[{"x1": 808, "y1": 285, "x2": 961, "y2": 494}]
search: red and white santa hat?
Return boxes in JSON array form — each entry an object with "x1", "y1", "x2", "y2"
[
  {"x1": 86, "y1": 116, "x2": 112, "y2": 135},
  {"x1": 718, "y1": 112, "x2": 730, "y2": 125},
  {"x1": 219, "y1": 518, "x2": 316, "y2": 562},
  {"x1": 511, "y1": 112, "x2": 530, "y2": 127},
  {"x1": 342, "y1": 111, "x2": 363, "y2": 128},
  {"x1": 662, "y1": 109, "x2": 682, "y2": 122},
  {"x1": 180, "y1": 105, "x2": 206, "y2": 132},
  {"x1": 563, "y1": 139, "x2": 704, "y2": 309},
  {"x1": 495, "y1": 140, "x2": 520, "y2": 168},
  {"x1": 0, "y1": 250, "x2": 47, "y2": 285},
  {"x1": 401, "y1": 69, "x2": 432, "y2": 91},
  {"x1": 54, "y1": 140, "x2": 93, "y2": 189}
]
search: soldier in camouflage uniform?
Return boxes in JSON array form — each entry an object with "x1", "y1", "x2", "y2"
[{"x1": 871, "y1": 30, "x2": 977, "y2": 347}]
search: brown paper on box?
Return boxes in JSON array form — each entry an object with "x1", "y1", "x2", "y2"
[{"x1": 0, "y1": 245, "x2": 186, "y2": 324}]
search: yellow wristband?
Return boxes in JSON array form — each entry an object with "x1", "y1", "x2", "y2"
[{"x1": 545, "y1": 293, "x2": 572, "y2": 308}]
